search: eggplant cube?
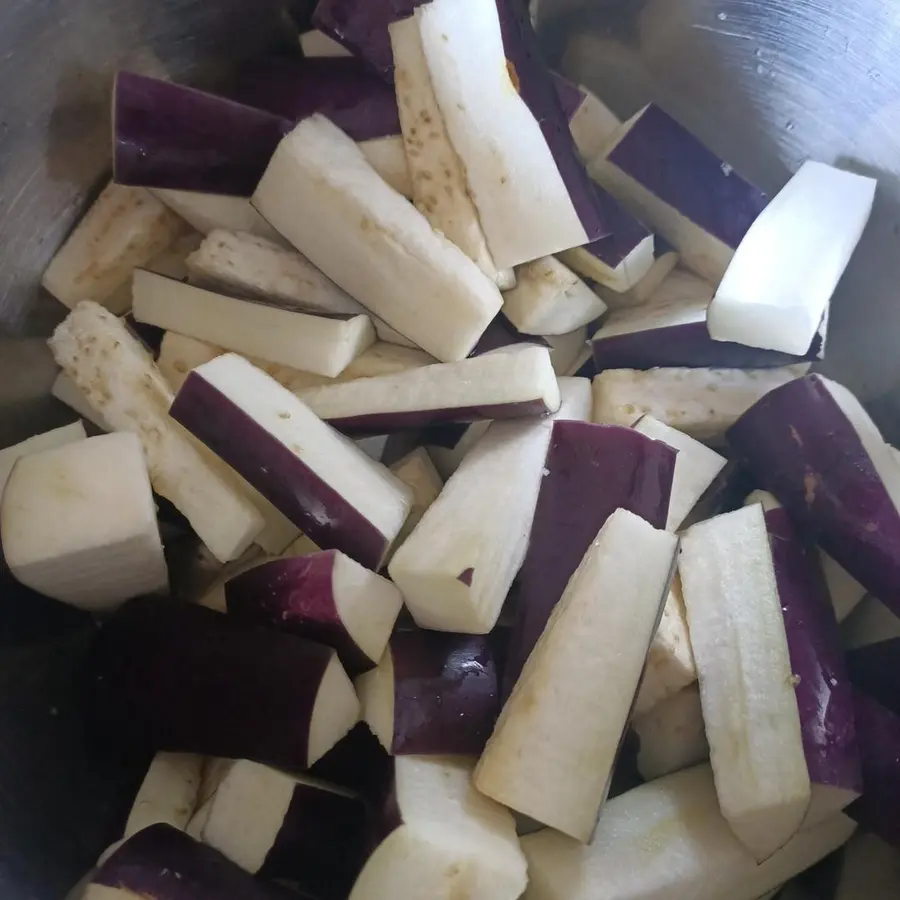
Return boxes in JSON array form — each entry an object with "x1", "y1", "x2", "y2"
[{"x1": 0, "y1": 421, "x2": 87, "y2": 491}]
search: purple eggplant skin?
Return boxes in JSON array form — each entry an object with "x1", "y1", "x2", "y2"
[
  {"x1": 844, "y1": 689, "x2": 900, "y2": 849},
  {"x1": 679, "y1": 460, "x2": 756, "y2": 529},
  {"x1": 262, "y1": 782, "x2": 368, "y2": 900},
  {"x1": 503, "y1": 421, "x2": 676, "y2": 695},
  {"x1": 607, "y1": 104, "x2": 768, "y2": 250},
  {"x1": 229, "y1": 57, "x2": 402, "y2": 141},
  {"x1": 170, "y1": 371, "x2": 390, "y2": 572},
  {"x1": 576, "y1": 188, "x2": 652, "y2": 268},
  {"x1": 846, "y1": 638, "x2": 900, "y2": 716},
  {"x1": 88, "y1": 596, "x2": 335, "y2": 770},
  {"x1": 763, "y1": 506, "x2": 863, "y2": 799},
  {"x1": 727, "y1": 374, "x2": 900, "y2": 617},
  {"x1": 94, "y1": 824, "x2": 298, "y2": 900},
  {"x1": 470, "y1": 314, "x2": 549, "y2": 356},
  {"x1": 592, "y1": 322, "x2": 823, "y2": 372},
  {"x1": 388, "y1": 630, "x2": 500, "y2": 755},
  {"x1": 114, "y1": 72, "x2": 290, "y2": 197},
  {"x1": 226, "y1": 551, "x2": 374, "y2": 675}
]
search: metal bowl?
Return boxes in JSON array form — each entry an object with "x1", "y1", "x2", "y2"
[{"x1": 2, "y1": 0, "x2": 900, "y2": 895}]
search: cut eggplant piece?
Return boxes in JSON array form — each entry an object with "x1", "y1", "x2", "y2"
[
  {"x1": 424, "y1": 420, "x2": 493, "y2": 480},
  {"x1": 357, "y1": 630, "x2": 499, "y2": 755},
  {"x1": 193, "y1": 759, "x2": 367, "y2": 900},
  {"x1": 225, "y1": 550, "x2": 403, "y2": 675},
  {"x1": 504, "y1": 420, "x2": 675, "y2": 693},
  {"x1": 388, "y1": 416, "x2": 552, "y2": 633},
  {"x1": 545, "y1": 328, "x2": 589, "y2": 375},
  {"x1": 49, "y1": 303, "x2": 264, "y2": 562},
  {"x1": 297, "y1": 344, "x2": 560, "y2": 434},
  {"x1": 820, "y1": 552, "x2": 867, "y2": 623},
  {"x1": 390, "y1": 16, "x2": 504, "y2": 286},
  {"x1": 520, "y1": 765, "x2": 856, "y2": 900},
  {"x1": 132, "y1": 270, "x2": 375, "y2": 378},
  {"x1": 388, "y1": 448, "x2": 443, "y2": 549},
  {"x1": 230, "y1": 56, "x2": 401, "y2": 141},
  {"x1": 634, "y1": 685, "x2": 709, "y2": 781},
  {"x1": 42, "y1": 183, "x2": 189, "y2": 313},
  {"x1": 170, "y1": 353, "x2": 412, "y2": 571},
  {"x1": 568, "y1": 85, "x2": 621, "y2": 162},
  {"x1": 89, "y1": 595, "x2": 359, "y2": 768},
  {"x1": 592, "y1": 365, "x2": 808, "y2": 444},
  {"x1": 252, "y1": 115, "x2": 502, "y2": 362},
  {"x1": 558, "y1": 191, "x2": 654, "y2": 293},
  {"x1": 708, "y1": 161, "x2": 875, "y2": 356},
  {"x1": 842, "y1": 597, "x2": 900, "y2": 650},
  {"x1": 1, "y1": 432, "x2": 168, "y2": 611},
  {"x1": 0, "y1": 421, "x2": 87, "y2": 491},
  {"x1": 633, "y1": 573, "x2": 697, "y2": 715},
  {"x1": 51, "y1": 372, "x2": 112, "y2": 432},
  {"x1": 502, "y1": 256, "x2": 607, "y2": 336},
  {"x1": 357, "y1": 135, "x2": 415, "y2": 199},
  {"x1": 679, "y1": 504, "x2": 811, "y2": 860},
  {"x1": 476, "y1": 508, "x2": 677, "y2": 841},
  {"x1": 86, "y1": 823, "x2": 296, "y2": 900},
  {"x1": 151, "y1": 188, "x2": 283, "y2": 240},
  {"x1": 592, "y1": 247, "x2": 680, "y2": 310},
  {"x1": 300, "y1": 28, "x2": 352, "y2": 58},
  {"x1": 347, "y1": 755, "x2": 526, "y2": 900},
  {"x1": 124, "y1": 752, "x2": 204, "y2": 839},
  {"x1": 590, "y1": 104, "x2": 768, "y2": 283},
  {"x1": 469, "y1": 315, "x2": 543, "y2": 356},
  {"x1": 553, "y1": 375, "x2": 594, "y2": 421},
  {"x1": 591, "y1": 268, "x2": 824, "y2": 371},
  {"x1": 728, "y1": 374, "x2": 900, "y2": 616},
  {"x1": 633, "y1": 414, "x2": 727, "y2": 530},
  {"x1": 114, "y1": 72, "x2": 289, "y2": 196}
]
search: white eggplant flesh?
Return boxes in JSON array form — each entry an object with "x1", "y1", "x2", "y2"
[
  {"x1": 42, "y1": 183, "x2": 188, "y2": 313},
  {"x1": 48, "y1": 303, "x2": 264, "y2": 562},
  {"x1": 634, "y1": 685, "x2": 709, "y2": 781},
  {"x1": 51, "y1": 373, "x2": 112, "y2": 432},
  {"x1": 708, "y1": 161, "x2": 875, "y2": 356},
  {"x1": 124, "y1": 752, "x2": 204, "y2": 838},
  {"x1": 594, "y1": 249, "x2": 679, "y2": 310},
  {"x1": 633, "y1": 414, "x2": 728, "y2": 530},
  {"x1": 502, "y1": 256, "x2": 607, "y2": 336},
  {"x1": 252, "y1": 115, "x2": 502, "y2": 362},
  {"x1": 151, "y1": 188, "x2": 284, "y2": 240},
  {"x1": 0, "y1": 421, "x2": 87, "y2": 492},
  {"x1": 679, "y1": 505, "x2": 811, "y2": 861},
  {"x1": 569, "y1": 86, "x2": 622, "y2": 162},
  {"x1": 132, "y1": 270, "x2": 375, "y2": 378},
  {"x1": 425, "y1": 420, "x2": 493, "y2": 480},
  {"x1": 358, "y1": 135, "x2": 415, "y2": 200},
  {"x1": 475, "y1": 509, "x2": 677, "y2": 841},
  {"x1": 0, "y1": 432, "x2": 168, "y2": 610},
  {"x1": 592, "y1": 365, "x2": 809, "y2": 444},
  {"x1": 545, "y1": 328, "x2": 590, "y2": 375},
  {"x1": 299, "y1": 29, "x2": 352, "y2": 57},
  {"x1": 389, "y1": 448, "x2": 444, "y2": 551}
]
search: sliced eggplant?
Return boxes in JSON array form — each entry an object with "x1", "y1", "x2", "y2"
[
  {"x1": 123, "y1": 752, "x2": 204, "y2": 839},
  {"x1": 356, "y1": 134, "x2": 415, "y2": 198},
  {"x1": 592, "y1": 246, "x2": 680, "y2": 310},
  {"x1": 0, "y1": 421, "x2": 87, "y2": 491},
  {"x1": 633, "y1": 685, "x2": 709, "y2": 781},
  {"x1": 568, "y1": 84, "x2": 621, "y2": 162},
  {"x1": 545, "y1": 327, "x2": 590, "y2": 375},
  {"x1": 151, "y1": 188, "x2": 284, "y2": 240},
  {"x1": 170, "y1": 353, "x2": 413, "y2": 571},
  {"x1": 388, "y1": 448, "x2": 443, "y2": 549},
  {"x1": 475, "y1": 508, "x2": 677, "y2": 841},
  {"x1": 309, "y1": 722, "x2": 395, "y2": 807},
  {"x1": 51, "y1": 372, "x2": 113, "y2": 432}
]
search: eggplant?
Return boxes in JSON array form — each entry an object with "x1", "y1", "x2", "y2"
[
  {"x1": 347, "y1": 756, "x2": 526, "y2": 900},
  {"x1": 593, "y1": 247, "x2": 679, "y2": 311},
  {"x1": 309, "y1": 722, "x2": 394, "y2": 807},
  {"x1": 132, "y1": 271, "x2": 376, "y2": 378},
  {"x1": 355, "y1": 135, "x2": 415, "y2": 197},
  {"x1": 568, "y1": 84, "x2": 621, "y2": 162},
  {"x1": 520, "y1": 765, "x2": 856, "y2": 900},
  {"x1": 42, "y1": 182, "x2": 189, "y2": 314},
  {"x1": 252, "y1": 115, "x2": 502, "y2": 363},
  {"x1": 123, "y1": 753, "x2": 204, "y2": 839},
  {"x1": 388, "y1": 448, "x2": 443, "y2": 549},
  {"x1": 633, "y1": 685, "x2": 709, "y2": 781},
  {"x1": 0, "y1": 421, "x2": 87, "y2": 491},
  {"x1": 591, "y1": 269, "x2": 824, "y2": 370},
  {"x1": 225, "y1": 550, "x2": 403, "y2": 675},
  {"x1": 590, "y1": 103, "x2": 768, "y2": 283},
  {"x1": 475, "y1": 508, "x2": 677, "y2": 841},
  {"x1": 300, "y1": 28, "x2": 352, "y2": 58},
  {"x1": 503, "y1": 421, "x2": 675, "y2": 694},
  {"x1": 85, "y1": 824, "x2": 296, "y2": 900},
  {"x1": 170, "y1": 354, "x2": 413, "y2": 571},
  {"x1": 152, "y1": 188, "x2": 285, "y2": 240},
  {"x1": 633, "y1": 414, "x2": 727, "y2": 530},
  {"x1": 501, "y1": 256, "x2": 608, "y2": 335},
  {"x1": 708, "y1": 161, "x2": 875, "y2": 356},
  {"x1": 88, "y1": 595, "x2": 359, "y2": 768},
  {"x1": 593, "y1": 364, "x2": 809, "y2": 444},
  {"x1": 469, "y1": 315, "x2": 544, "y2": 355},
  {"x1": 297, "y1": 344, "x2": 560, "y2": 434},
  {"x1": 728, "y1": 374, "x2": 900, "y2": 617},
  {"x1": 424, "y1": 420, "x2": 492, "y2": 480},
  {"x1": 192, "y1": 759, "x2": 367, "y2": 900},
  {"x1": 1, "y1": 432, "x2": 168, "y2": 611},
  {"x1": 546, "y1": 327, "x2": 590, "y2": 375},
  {"x1": 51, "y1": 372, "x2": 112, "y2": 432}
]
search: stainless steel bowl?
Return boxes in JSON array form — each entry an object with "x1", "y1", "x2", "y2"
[{"x1": 2, "y1": 0, "x2": 900, "y2": 895}]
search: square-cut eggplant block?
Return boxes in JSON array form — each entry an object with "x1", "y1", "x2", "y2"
[{"x1": 0, "y1": 421, "x2": 87, "y2": 491}]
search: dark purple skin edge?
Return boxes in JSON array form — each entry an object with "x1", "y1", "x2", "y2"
[
  {"x1": 114, "y1": 72, "x2": 291, "y2": 197},
  {"x1": 94, "y1": 824, "x2": 297, "y2": 900},
  {"x1": 389, "y1": 630, "x2": 499, "y2": 755},
  {"x1": 309, "y1": 722, "x2": 394, "y2": 809},
  {"x1": 88, "y1": 596, "x2": 333, "y2": 770},
  {"x1": 170, "y1": 371, "x2": 389, "y2": 571},
  {"x1": 763, "y1": 506, "x2": 862, "y2": 795},
  {"x1": 502, "y1": 421, "x2": 676, "y2": 696},
  {"x1": 228, "y1": 57, "x2": 402, "y2": 141},
  {"x1": 262, "y1": 782, "x2": 368, "y2": 900},
  {"x1": 727, "y1": 374, "x2": 900, "y2": 617},
  {"x1": 606, "y1": 104, "x2": 768, "y2": 249},
  {"x1": 575, "y1": 187, "x2": 652, "y2": 268},
  {"x1": 844, "y1": 690, "x2": 900, "y2": 849},
  {"x1": 679, "y1": 459, "x2": 755, "y2": 529},
  {"x1": 470, "y1": 314, "x2": 549, "y2": 356},
  {"x1": 591, "y1": 321, "x2": 822, "y2": 371},
  {"x1": 846, "y1": 638, "x2": 900, "y2": 717},
  {"x1": 421, "y1": 421, "x2": 471, "y2": 450},
  {"x1": 325, "y1": 397, "x2": 554, "y2": 437},
  {"x1": 550, "y1": 73, "x2": 586, "y2": 121},
  {"x1": 226, "y1": 551, "x2": 376, "y2": 675}
]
